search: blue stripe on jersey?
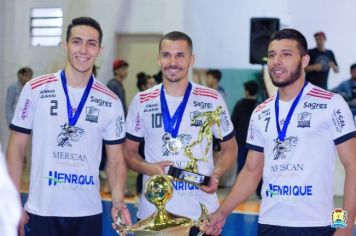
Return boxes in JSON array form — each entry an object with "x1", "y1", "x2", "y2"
[
  {"x1": 103, "y1": 137, "x2": 125, "y2": 145},
  {"x1": 126, "y1": 133, "x2": 144, "y2": 142},
  {"x1": 246, "y1": 143, "x2": 264, "y2": 152},
  {"x1": 10, "y1": 124, "x2": 31, "y2": 134},
  {"x1": 334, "y1": 131, "x2": 356, "y2": 145}
]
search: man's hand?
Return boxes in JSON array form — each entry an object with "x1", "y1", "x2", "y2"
[
  {"x1": 333, "y1": 228, "x2": 353, "y2": 236},
  {"x1": 200, "y1": 175, "x2": 219, "y2": 194},
  {"x1": 199, "y1": 210, "x2": 226, "y2": 235},
  {"x1": 18, "y1": 209, "x2": 29, "y2": 236},
  {"x1": 147, "y1": 161, "x2": 172, "y2": 176},
  {"x1": 111, "y1": 202, "x2": 132, "y2": 231}
]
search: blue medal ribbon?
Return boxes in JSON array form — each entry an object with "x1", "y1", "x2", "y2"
[
  {"x1": 60, "y1": 70, "x2": 93, "y2": 127},
  {"x1": 275, "y1": 81, "x2": 308, "y2": 142},
  {"x1": 160, "y1": 82, "x2": 192, "y2": 138}
]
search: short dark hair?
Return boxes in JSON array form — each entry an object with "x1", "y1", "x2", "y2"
[
  {"x1": 18, "y1": 67, "x2": 33, "y2": 77},
  {"x1": 66, "y1": 17, "x2": 103, "y2": 46},
  {"x1": 136, "y1": 72, "x2": 150, "y2": 91},
  {"x1": 244, "y1": 80, "x2": 259, "y2": 96},
  {"x1": 269, "y1": 28, "x2": 308, "y2": 56},
  {"x1": 351, "y1": 63, "x2": 356, "y2": 71},
  {"x1": 206, "y1": 69, "x2": 222, "y2": 82},
  {"x1": 159, "y1": 31, "x2": 193, "y2": 53}
]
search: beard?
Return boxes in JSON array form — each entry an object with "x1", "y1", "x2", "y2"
[{"x1": 269, "y1": 62, "x2": 302, "y2": 88}]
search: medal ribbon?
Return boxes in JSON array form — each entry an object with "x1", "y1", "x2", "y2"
[
  {"x1": 275, "y1": 81, "x2": 307, "y2": 142},
  {"x1": 60, "y1": 70, "x2": 93, "y2": 126},
  {"x1": 160, "y1": 82, "x2": 192, "y2": 138}
]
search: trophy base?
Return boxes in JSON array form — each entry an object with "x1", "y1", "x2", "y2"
[{"x1": 168, "y1": 166, "x2": 210, "y2": 186}]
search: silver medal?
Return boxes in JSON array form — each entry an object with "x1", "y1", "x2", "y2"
[{"x1": 167, "y1": 138, "x2": 182, "y2": 154}]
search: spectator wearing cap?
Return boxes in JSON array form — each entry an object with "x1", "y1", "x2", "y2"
[
  {"x1": 107, "y1": 58, "x2": 129, "y2": 115},
  {"x1": 305, "y1": 31, "x2": 339, "y2": 90}
]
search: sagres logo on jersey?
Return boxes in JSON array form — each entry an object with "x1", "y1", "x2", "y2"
[
  {"x1": 273, "y1": 136, "x2": 298, "y2": 160},
  {"x1": 57, "y1": 123, "x2": 84, "y2": 147},
  {"x1": 162, "y1": 133, "x2": 191, "y2": 156}
]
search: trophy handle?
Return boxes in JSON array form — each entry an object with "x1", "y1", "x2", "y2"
[
  {"x1": 193, "y1": 202, "x2": 209, "y2": 236},
  {"x1": 115, "y1": 210, "x2": 132, "y2": 235}
]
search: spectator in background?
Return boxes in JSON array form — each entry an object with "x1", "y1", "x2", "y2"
[
  {"x1": 305, "y1": 31, "x2": 339, "y2": 90},
  {"x1": 231, "y1": 80, "x2": 259, "y2": 174},
  {"x1": 107, "y1": 58, "x2": 129, "y2": 115},
  {"x1": 231, "y1": 80, "x2": 262, "y2": 197},
  {"x1": 331, "y1": 63, "x2": 356, "y2": 118},
  {"x1": 6, "y1": 67, "x2": 33, "y2": 125},
  {"x1": 135, "y1": 72, "x2": 157, "y2": 196},
  {"x1": 205, "y1": 69, "x2": 227, "y2": 100}
]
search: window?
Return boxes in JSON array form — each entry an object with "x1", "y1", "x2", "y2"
[{"x1": 30, "y1": 8, "x2": 63, "y2": 46}]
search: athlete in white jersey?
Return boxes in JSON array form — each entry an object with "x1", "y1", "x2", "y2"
[
  {"x1": 201, "y1": 29, "x2": 356, "y2": 236},
  {"x1": 6, "y1": 17, "x2": 131, "y2": 236},
  {"x1": 125, "y1": 31, "x2": 237, "y2": 235}
]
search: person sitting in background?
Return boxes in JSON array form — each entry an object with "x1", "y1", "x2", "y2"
[
  {"x1": 331, "y1": 63, "x2": 356, "y2": 118},
  {"x1": 6, "y1": 67, "x2": 33, "y2": 125}
]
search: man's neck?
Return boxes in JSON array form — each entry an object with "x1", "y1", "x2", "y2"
[
  {"x1": 278, "y1": 78, "x2": 306, "y2": 101},
  {"x1": 65, "y1": 65, "x2": 92, "y2": 88},
  {"x1": 163, "y1": 79, "x2": 189, "y2": 97}
]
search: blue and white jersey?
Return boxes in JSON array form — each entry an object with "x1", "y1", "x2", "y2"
[
  {"x1": 247, "y1": 82, "x2": 356, "y2": 227},
  {"x1": 11, "y1": 70, "x2": 125, "y2": 217},
  {"x1": 126, "y1": 82, "x2": 235, "y2": 220}
]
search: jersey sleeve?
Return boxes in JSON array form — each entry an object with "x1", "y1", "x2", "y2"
[
  {"x1": 102, "y1": 97, "x2": 126, "y2": 144},
  {"x1": 212, "y1": 94, "x2": 235, "y2": 141},
  {"x1": 125, "y1": 94, "x2": 144, "y2": 142},
  {"x1": 329, "y1": 94, "x2": 356, "y2": 145},
  {"x1": 9, "y1": 82, "x2": 34, "y2": 134},
  {"x1": 245, "y1": 108, "x2": 264, "y2": 152}
]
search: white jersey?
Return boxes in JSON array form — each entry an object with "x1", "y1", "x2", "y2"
[
  {"x1": 246, "y1": 82, "x2": 356, "y2": 227},
  {"x1": 11, "y1": 70, "x2": 125, "y2": 217},
  {"x1": 126, "y1": 82, "x2": 235, "y2": 220}
]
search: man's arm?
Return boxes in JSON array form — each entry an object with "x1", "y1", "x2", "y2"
[
  {"x1": 305, "y1": 63, "x2": 323, "y2": 72},
  {"x1": 6, "y1": 130, "x2": 31, "y2": 236},
  {"x1": 200, "y1": 137, "x2": 237, "y2": 193},
  {"x1": 201, "y1": 150, "x2": 264, "y2": 235},
  {"x1": 335, "y1": 137, "x2": 356, "y2": 236},
  {"x1": 125, "y1": 139, "x2": 172, "y2": 176},
  {"x1": 6, "y1": 130, "x2": 30, "y2": 189},
  {"x1": 105, "y1": 143, "x2": 131, "y2": 225}
]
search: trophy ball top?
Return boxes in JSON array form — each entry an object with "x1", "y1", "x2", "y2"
[{"x1": 144, "y1": 175, "x2": 173, "y2": 206}]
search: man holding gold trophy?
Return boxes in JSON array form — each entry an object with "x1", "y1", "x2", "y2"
[{"x1": 125, "y1": 31, "x2": 237, "y2": 235}]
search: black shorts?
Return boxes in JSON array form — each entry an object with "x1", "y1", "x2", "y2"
[
  {"x1": 258, "y1": 223, "x2": 336, "y2": 236},
  {"x1": 26, "y1": 213, "x2": 102, "y2": 236}
]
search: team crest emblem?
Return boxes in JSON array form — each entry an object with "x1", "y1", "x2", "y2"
[
  {"x1": 57, "y1": 123, "x2": 84, "y2": 147},
  {"x1": 297, "y1": 112, "x2": 311, "y2": 128},
  {"x1": 85, "y1": 106, "x2": 99, "y2": 123},
  {"x1": 331, "y1": 208, "x2": 347, "y2": 228},
  {"x1": 190, "y1": 111, "x2": 203, "y2": 126}
]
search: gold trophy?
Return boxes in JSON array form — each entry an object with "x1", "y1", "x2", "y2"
[
  {"x1": 168, "y1": 106, "x2": 223, "y2": 186},
  {"x1": 115, "y1": 175, "x2": 208, "y2": 236}
]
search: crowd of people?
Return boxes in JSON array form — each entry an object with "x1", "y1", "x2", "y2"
[{"x1": 2, "y1": 16, "x2": 355, "y2": 236}]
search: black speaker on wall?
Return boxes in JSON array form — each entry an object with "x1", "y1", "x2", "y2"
[{"x1": 250, "y1": 18, "x2": 280, "y2": 64}]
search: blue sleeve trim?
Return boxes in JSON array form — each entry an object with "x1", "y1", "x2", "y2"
[
  {"x1": 126, "y1": 133, "x2": 144, "y2": 143},
  {"x1": 246, "y1": 143, "x2": 264, "y2": 152},
  {"x1": 9, "y1": 124, "x2": 32, "y2": 134},
  {"x1": 103, "y1": 138, "x2": 125, "y2": 145},
  {"x1": 221, "y1": 130, "x2": 236, "y2": 142},
  {"x1": 334, "y1": 131, "x2": 356, "y2": 145}
]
